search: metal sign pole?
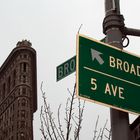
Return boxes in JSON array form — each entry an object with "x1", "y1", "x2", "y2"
[{"x1": 103, "y1": 0, "x2": 134, "y2": 139}]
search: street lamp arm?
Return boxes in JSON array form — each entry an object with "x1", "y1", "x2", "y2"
[{"x1": 123, "y1": 27, "x2": 140, "y2": 37}]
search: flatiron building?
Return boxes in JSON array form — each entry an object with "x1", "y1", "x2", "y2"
[{"x1": 0, "y1": 40, "x2": 37, "y2": 140}]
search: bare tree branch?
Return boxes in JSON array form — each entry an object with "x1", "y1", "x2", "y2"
[
  {"x1": 40, "y1": 105, "x2": 53, "y2": 140},
  {"x1": 93, "y1": 115, "x2": 99, "y2": 140},
  {"x1": 46, "y1": 106, "x2": 58, "y2": 140},
  {"x1": 40, "y1": 82, "x2": 111, "y2": 140},
  {"x1": 100, "y1": 119, "x2": 108, "y2": 140},
  {"x1": 74, "y1": 98, "x2": 85, "y2": 140},
  {"x1": 97, "y1": 128, "x2": 102, "y2": 140},
  {"x1": 40, "y1": 106, "x2": 47, "y2": 140},
  {"x1": 65, "y1": 98, "x2": 70, "y2": 124},
  {"x1": 42, "y1": 106, "x2": 54, "y2": 140},
  {"x1": 40, "y1": 82, "x2": 62, "y2": 140},
  {"x1": 58, "y1": 104, "x2": 65, "y2": 140},
  {"x1": 105, "y1": 128, "x2": 111, "y2": 140},
  {"x1": 65, "y1": 83, "x2": 76, "y2": 140}
]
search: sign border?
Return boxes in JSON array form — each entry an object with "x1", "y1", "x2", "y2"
[{"x1": 76, "y1": 34, "x2": 140, "y2": 115}]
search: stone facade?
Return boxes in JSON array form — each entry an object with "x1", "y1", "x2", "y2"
[
  {"x1": 0, "y1": 40, "x2": 37, "y2": 140},
  {"x1": 130, "y1": 116, "x2": 140, "y2": 140}
]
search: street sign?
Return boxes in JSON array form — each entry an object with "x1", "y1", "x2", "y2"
[
  {"x1": 76, "y1": 34, "x2": 140, "y2": 114},
  {"x1": 56, "y1": 38, "x2": 105, "y2": 81},
  {"x1": 56, "y1": 56, "x2": 76, "y2": 81}
]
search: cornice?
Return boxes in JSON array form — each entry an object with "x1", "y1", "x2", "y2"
[{"x1": 0, "y1": 46, "x2": 36, "y2": 74}]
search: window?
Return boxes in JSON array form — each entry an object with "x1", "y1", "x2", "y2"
[
  {"x1": 13, "y1": 103, "x2": 14, "y2": 111},
  {"x1": 23, "y1": 63, "x2": 27, "y2": 72},
  {"x1": 9, "y1": 127, "x2": 11, "y2": 134},
  {"x1": 21, "y1": 99, "x2": 26, "y2": 106},
  {"x1": 7, "y1": 76, "x2": 11, "y2": 92},
  {"x1": 24, "y1": 54, "x2": 27, "y2": 58},
  {"x1": 23, "y1": 75, "x2": 26, "y2": 83},
  {"x1": 16, "y1": 133, "x2": 19, "y2": 140},
  {"x1": 0, "y1": 117, "x2": 2, "y2": 125},
  {"x1": 20, "y1": 63, "x2": 22, "y2": 72},
  {"x1": 17, "y1": 121, "x2": 21, "y2": 129},
  {"x1": 21, "y1": 110, "x2": 25, "y2": 118},
  {"x1": 20, "y1": 132, "x2": 25, "y2": 140},
  {"x1": 18, "y1": 99, "x2": 20, "y2": 106},
  {"x1": 13, "y1": 70, "x2": 16, "y2": 87},
  {"x1": 20, "y1": 63, "x2": 28, "y2": 73},
  {"x1": 12, "y1": 114, "x2": 14, "y2": 121},
  {"x1": 2, "y1": 83, "x2": 5, "y2": 99},
  {"x1": 27, "y1": 100, "x2": 29, "y2": 107},
  {"x1": 17, "y1": 110, "x2": 20, "y2": 118},
  {"x1": 20, "y1": 75, "x2": 27, "y2": 83},
  {"x1": 7, "y1": 109, "x2": 9, "y2": 118},
  {"x1": 26, "y1": 112, "x2": 28, "y2": 118},
  {"x1": 0, "y1": 90, "x2": 1, "y2": 101},
  {"x1": 12, "y1": 125, "x2": 14, "y2": 132},
  {"x1": 21, "y1": 121, "x2": 25, "y2": 128},
  {"x1": 22, "y1": 88, "x2": 26, "y2": 95},
  {"x1": 18, "y1": 88, "x2": 21, "y2": 95},
  {"x1": 10, "y1": 117, "x2": 12, "y2": 124}
]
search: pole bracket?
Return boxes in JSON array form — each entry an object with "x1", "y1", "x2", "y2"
[
  {"x1": 103, "y1": 12, "x2": 140, "y2": 37},
  {"x1": 103, "y1": 13, "x2": 125, "y2": 35}
]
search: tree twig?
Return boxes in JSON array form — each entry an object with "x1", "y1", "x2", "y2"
[
  {"x1": 58, "y1": 104, "x2": 65, "y2": 140},
  {"x1": 66, "y1": 83, "x2": 76, "y2": 140},
  {"x1": 93, "y1": 115, "x2": 99, "y2": 140}
]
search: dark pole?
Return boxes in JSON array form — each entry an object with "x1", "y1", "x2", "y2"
[{"x1": 103, "y1": 0, "x2": 134, "y2": 140}]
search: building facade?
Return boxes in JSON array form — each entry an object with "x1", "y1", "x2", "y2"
[
  {"x1": 0, "y1": 40, "x2": 37, "y2": 140},
  {"x1": 130, "y1": 116, "x2": 140, "y2": 140}
]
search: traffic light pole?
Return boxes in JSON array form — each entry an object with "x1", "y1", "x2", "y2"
[{"x1": 103, "y1": 0, "x2": 140, "y2": 139}]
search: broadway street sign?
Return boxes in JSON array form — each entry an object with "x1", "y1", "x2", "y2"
[
  {"x1": 56, "y1": 37, "x2": 105, "y2": 81},
  {"x1": 76, "y1": 34, "x2": 140, "y2": 114},
  {"x1": 56, "y1": 56, "x2": 76, "y2": 81}
]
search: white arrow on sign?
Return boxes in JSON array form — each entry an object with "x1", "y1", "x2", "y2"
[{"x1": 91, "y1": 48, "x2": 104, "y2": 65}]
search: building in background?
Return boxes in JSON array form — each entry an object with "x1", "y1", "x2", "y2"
[
  {"x1": 130, "y1": 116, "x2": 140, "y2": 140},
  {"x1": 0, "y1": 40, "x2": 37, "y2": 140}
]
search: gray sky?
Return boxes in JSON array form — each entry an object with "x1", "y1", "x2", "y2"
[{"x1": 0, "y1": 0, "x2": 140, "y2": 139}]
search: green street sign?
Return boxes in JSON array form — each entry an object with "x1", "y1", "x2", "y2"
[
  {"x1": 56, "y1": 37, "x2": 105, "y2": 81},
  {"x1": 56, "y1": 56, "x2": 76, "y2": 81},
  {"x1": 76, "y1": 34, "x2": 140, "y2": 114}
]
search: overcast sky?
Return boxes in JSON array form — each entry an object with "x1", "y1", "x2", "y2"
[{"x1": 0, "y1": 0, "x2": 140, "y2": 139}]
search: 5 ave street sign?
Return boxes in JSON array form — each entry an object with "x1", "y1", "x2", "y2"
[{"x1": 76, "y1": 34, "x2": 140, "y2": 114}]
